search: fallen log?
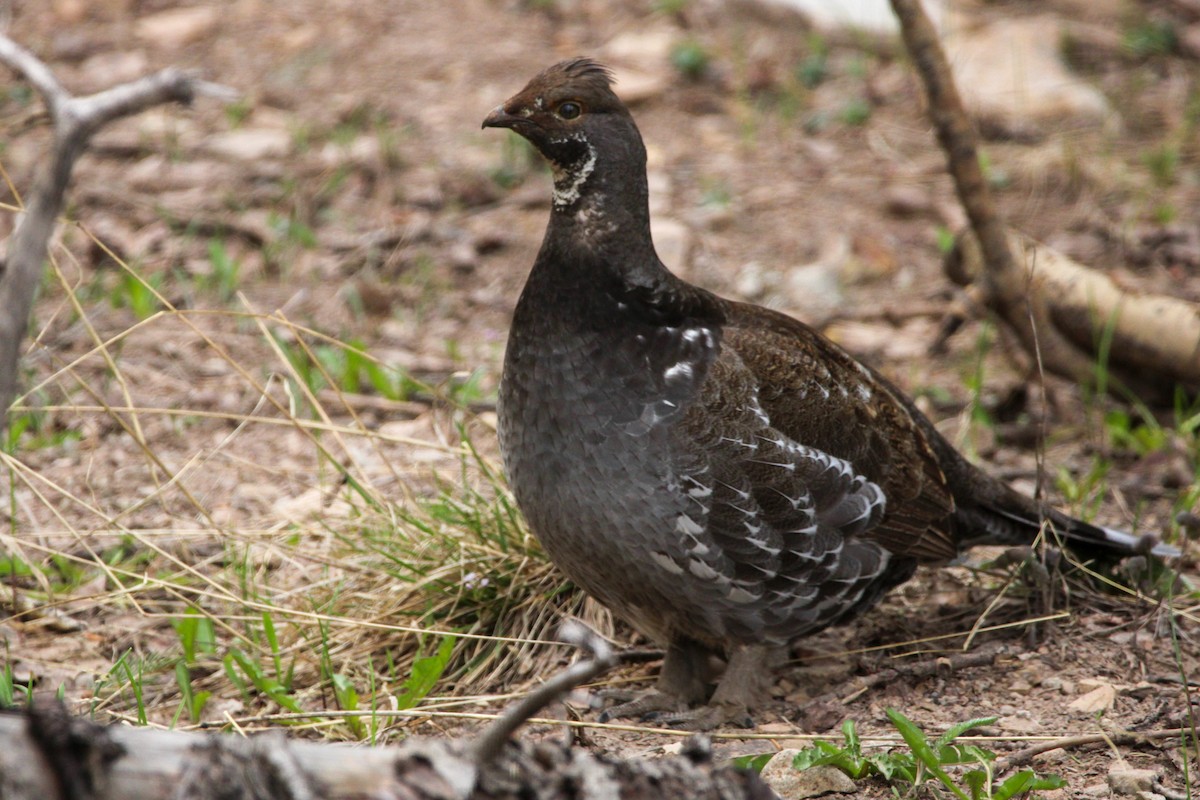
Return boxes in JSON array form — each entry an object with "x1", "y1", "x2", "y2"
[{"x1": 0, "y1": 622, "x2": 775, "y2": 800}]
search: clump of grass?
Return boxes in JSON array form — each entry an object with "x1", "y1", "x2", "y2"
[
  {"x1": 671, "y1": 39, "x2": 711, "y2": 80},
  {"x1": 1, "y1": 233, "x2": 593, "y2": 740}
]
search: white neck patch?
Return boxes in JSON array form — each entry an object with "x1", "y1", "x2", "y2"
[{"x1": 552, "y1": 138, "x2": 596, "y2": 208}]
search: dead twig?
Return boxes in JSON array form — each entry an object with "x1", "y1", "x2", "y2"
[
  {"x1": 471, "y1": 619, "x2": 617, "y2": 765},
  {"x1": 0, "y1": 34, "x2": 237, "y2": 430},
  {"x1": 810, "y1": 642, "x2": 1007, "y2": 706},
  {"x1": 994, "y1": 726, "x2": 1192, "y2": 772},
  {"x1": 888, "y1": 0, "x2": 1200, "y2": 399}
]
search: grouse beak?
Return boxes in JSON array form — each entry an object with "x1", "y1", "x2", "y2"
[{"x1": 482, "y1": 105, "x2": 521, "y2": 130}]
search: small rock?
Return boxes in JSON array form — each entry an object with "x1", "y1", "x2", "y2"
[
  {"x1": 318, "y1": 136, "x2": 382, "y2": 169},
  {"x1": 647, "y1": 170, "x2": 672, "y2": 215},
  {"x1": 1107, "y1": 763, "x2": 1157, "y2": 796},
  {"x1": 612, "y1": 67, "x2": 671, "y2": 105},
  {"x1": 52, "y1": 0, "x2": 89, "y2": 24},
  {"x1": 884, "y1": 185, "x2": 932, "y2": 218},
  {"x1": 1069, "y1": 683, "x2": 1116, "y2": 714},
  {"x1": 77, "y1": 50, "x2": 150, "y2": 90},
  {"x1": 998, "y1": 714, "x2": 1040, "y2": 733},
  {"x1": 448, "y1": 241, "x2": 478, "y2": 272},
  {"x1": 651, "y1": 218, "x2": 691, "y2": 274},
  {"x1": 134, "y1": 6, "x2": 218, "y2": 48},
  {"x1": 1040, "y1": 676, "x2": 1064, "y2": 691},
  {"x1": 760, "y1": 752, "x2": 856, "y2": 799},
  {"x1": 205, "y1": 128, "x2": 293, "y2": 161},
  {"x1": 604, "y1": 26, "x2": 678, "y2": 68},
  {"x1": 784, "y1": 236, "x2": 848, "y2": 311},
  {"x1": 1181, "y1": 25, "x2": 1200, "y2": 59},
  {"x1": 736, "y1": 261, "x2": 769, "y2": 300},
  {"x1": 198, "y1": 358, "x2": 231, "y2": 378}
]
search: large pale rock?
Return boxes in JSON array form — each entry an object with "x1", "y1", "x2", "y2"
[
  {"x1": 944, "y1": 16, "x2": 1113, "y2": 130},
  {"x1": 765, "y1": 0, "x2": 948, "y2": 36},
  {"x1": 759, "y1": 2, "x2": 1111, "y2": 132}
]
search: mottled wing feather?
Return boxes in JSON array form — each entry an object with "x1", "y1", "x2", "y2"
[
  {"x1": 722, "y1": 301, "x2": 958, "y2": 563},
  {"x1": 668, "y1": 344, "x2": 909, "y2": 643}
]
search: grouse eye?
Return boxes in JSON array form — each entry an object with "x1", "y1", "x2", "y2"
[{"x1": 557, "y1": 101, "x2": 582, "y2": 120}]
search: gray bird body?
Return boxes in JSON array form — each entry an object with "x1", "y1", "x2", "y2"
[{"x1": 485, "y1": 59, "x2": 1174, "y2": 727}]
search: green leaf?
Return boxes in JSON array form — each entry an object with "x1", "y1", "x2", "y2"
[
  {"x1": 993, "y1": 770, "x2": 1066, "y2": 800},
  {"x1": 887, "y1": 708, "x2": 972, "y2": 800},
  {"x1": 936, "y1": 716, "x2": 997, "y2": 747},
  {"x1": 395, "y1": 636, "x2": 455, "y2": 710},
  {"x1": 731, "y1": 752, "x2": 774, "y2": 773}
]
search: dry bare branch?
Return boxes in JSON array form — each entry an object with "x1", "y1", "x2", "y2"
[
  {"x1": 0, "y1": 34, "x2": 237, "y2": 430},
  {"x1": 888, "y1": 0, "x2": 1200, "y2": 399}
]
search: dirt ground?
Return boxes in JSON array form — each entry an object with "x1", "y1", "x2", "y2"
[{"x1": 2, "y1": 0, "x2": 1199, "y2": 796}]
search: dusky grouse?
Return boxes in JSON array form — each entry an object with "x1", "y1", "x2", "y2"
[{"x1": 483, "y1": 58, "x2": 1175, "y2": 729}]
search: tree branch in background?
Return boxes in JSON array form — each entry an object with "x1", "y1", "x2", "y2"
[
  {"x1": 888, "y1": 0, "x2": 1200, "y2": 401},
  {"x1": 0, "y1": 34, "x2": 237, "y2": 432}
]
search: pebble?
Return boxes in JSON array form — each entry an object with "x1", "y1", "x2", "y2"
[
  {"x1": 651, "y1": 218, "x2": 691, "y2": 275},
  {"x1": 205, "y1": 128, "x2": 293, "y2": 161},
  {"x1": 1108, "y1": 765, "x2": 1157, "y2": 796},
  {"x1": 883, "y1": 185, "x2": 932, "y2": 218},
  {"x1": 760, "y1": 752, "x2": 857, "y2": 799},
  {"x1": 134, "y1": 6, "x2": 219, "y2": 47}
]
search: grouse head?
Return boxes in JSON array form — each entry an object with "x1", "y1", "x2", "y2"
[{"x1": 482, "y1": 58, "x2": 645, "y2": 212}]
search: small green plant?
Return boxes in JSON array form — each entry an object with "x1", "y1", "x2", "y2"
[
  {"x1": 93, "y1": 649, "x2": 164, "y2": 725},
  {"x1": 1123, "y1": 19, "x2": 1177, "y2": 59},
  {"x1": 394, "y1": 635, "x2": 455, "y2": 710},
  {"x1": 4, "y1": 407, "x2": 81, "y2": 454},
  {"x1": 960, "y1": 322, "x2": 996, "y2": 458},
  {"x1": 173, "y1": 608, "x2": 218, "y2": 664},
  {"x1": 1143, "y1": 144, "x2": 1180, "y2": 187},
  {"x1": 1104, "y1": 408, "x2": 1169, "y2": 457},
  {"x1": 671, "y1": 39, "x2": 711, "y2": 80},
  {"x1": 491, "y1": 132, "x2": 541, "y2": 190},
  {"x1": 224, "y1": 98, "x2": 253, "y2": 128},
  {"x1": 838, "y1": 97, "x2": 872, "y2": 126},
  {"x1": 205, "y1": 238, "x2": 241, "y2": 302},
  {"x1": 1055, "y1": 459, "x2": 1111, "y2": 520},
  {"x1": 224, "y1": 647, "x2": 302, "y2": 714},
  {"x1": 109, "y1": 269, "x2": 164, "y2": 320},
  {"x1": 977, "y1": 150, "x2": 1010, "y2": 190},
  {"x1": 737, "y1": 713, "x2": 1066, "y2": 799},
  {"x1": 173, "y1": 661, "x2": 212, "y2": 725},
  {"x1": 654, "y1": 0, "x2": 689, "y2": 13},
  {"x1": 797, "y1": 33, "x2": 829, "y2": 88},
  {"x1": 1153, "y1": 202, "x2": 1178, "y2": 225},
  {"x1": 0, "y1": 647, "x2": 29, "y2": 709},
  {"x1": 935, "y1": 226, "x2": 957, "y2": 255}
]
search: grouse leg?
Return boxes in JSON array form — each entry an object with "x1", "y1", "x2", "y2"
[
  {"x1": 599, "y1": 637, "x2": 714, "y2": 721},
  {"x1": 653, "y1": 643, "x2": 770, "y2": 730}
]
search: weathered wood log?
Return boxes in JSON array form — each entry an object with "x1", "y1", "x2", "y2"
[
  {"x1": 0, "y1": 624, "x2": 775, "y2": 800},
  {"x1": 0, "y1": 702, "x2": 775, "y2": 800},
  {"x1": 947, "y1": 230, "x2": 1200, "y2": 401}
]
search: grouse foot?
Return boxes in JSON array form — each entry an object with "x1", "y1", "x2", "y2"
[{"x1": 601, "y1": 642, "x2": 770, "y2": 731}]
